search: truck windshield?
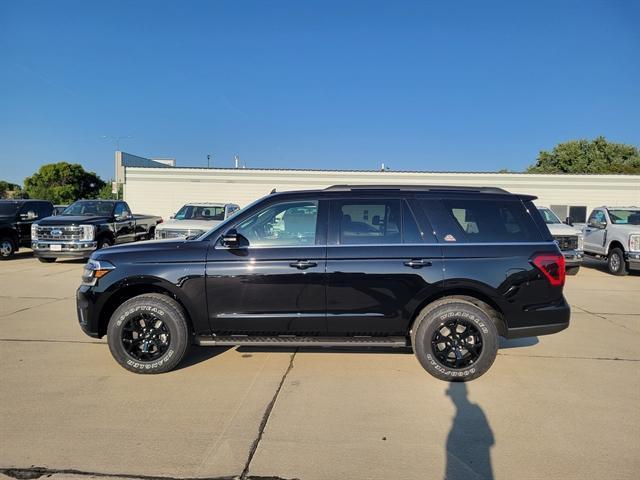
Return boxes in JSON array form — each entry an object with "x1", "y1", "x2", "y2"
[
  {"x1": 538, "y1": 208, "x2": 562, "y2": 224},
  {"x1": 0, "y1": 203, "x2": 19, "y2": 216},
  {"x1": 62, "y1": 201, "x2": 114, "y2": 216},
  {"x1": 175, "y1": 205, "x2": 225, "y2": 221},
  {"x1": 607, "y1": 209, "x2": 640, "y2": 225}
]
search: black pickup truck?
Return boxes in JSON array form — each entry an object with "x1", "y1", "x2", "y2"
[
  {"x1": 32, "y1": 200, "x2": 162, "y2": 262},
  {"x1": 0, "y1": 199, "x2": 55, "y2": 259},
  {"x1": 77, "y1": 185, "x2": 569, "y2": 381}
]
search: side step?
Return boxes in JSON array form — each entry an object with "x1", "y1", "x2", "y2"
[{"x1": 195, "y1": 335, "x2": 408, "y2": 348}]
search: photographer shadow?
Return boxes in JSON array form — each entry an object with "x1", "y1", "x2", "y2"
[{"x1": 444, "y1": 382, "x2": 494, "y2": 480}]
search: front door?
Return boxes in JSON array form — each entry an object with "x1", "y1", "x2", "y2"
[
  {"x1": 584, "y1": 210, "x2": 607, "y2": 254},
  {"x1": 113, "y1": 202, "x2": 135, "y2": 244},
  {"x1": 325, "y1": 198, "x2": 443, "y2": 335},
  {"x1": 206, "y1": 198, "x2": 328, "y2": 335}
]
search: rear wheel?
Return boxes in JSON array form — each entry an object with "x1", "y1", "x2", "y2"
[
  {"x1": 0, "y1": 237, "x2": 16, "y2": 260},
  {"x1": 607, "y1": 248, "x2": 628, "y2": 276},
  {"x1": 107, "y1": 293, "x2": 190, "y2": 374},
  {"x1": 412, "y1": 297, "x2": 499, "y2": 382}
]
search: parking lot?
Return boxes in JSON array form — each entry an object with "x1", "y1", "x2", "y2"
[{"x1": 0, "y1": 253, "x2": 638, "y2": 480}]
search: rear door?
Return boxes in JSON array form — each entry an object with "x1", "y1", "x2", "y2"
[{"x1": 325, "y1": 196, "x2": 443, "y2": 335}]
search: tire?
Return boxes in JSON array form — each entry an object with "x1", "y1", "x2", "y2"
[
  {"x1": 0, "y1": 236, "x2": 16, "y2": 260},
  {"x1": 97, "y1": 237, "x2": 113, "y2": 249},
  {"x1": 412, "y1": 297, "x2": 499, "y2": 382},
  {"x1": 566, "y1": 266, "x2": 580, "y2": 276},
  {"x1": 38, "y1": 257, "x2": 56, "y2": 263},
  {"x1": 607, "y1": 248, "x2": 629, "y2": 276},
  {"x1": 107, "y1": 293, "x2": 190, "y2": 374}
]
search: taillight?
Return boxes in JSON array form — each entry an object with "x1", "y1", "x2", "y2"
[{"x1": 532, "y1": 253, "x2": 566, "y2": 287}]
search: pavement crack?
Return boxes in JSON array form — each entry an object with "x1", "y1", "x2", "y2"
[
  {"x1": 0, "y1": 467, "x2": 298, "y2": 480},
  {"x1": 498, "y1": 352, "x2": 639, "y2": 362},
  {"x1": 240, "y1": 349, "x2": 298, "y2": 480}
]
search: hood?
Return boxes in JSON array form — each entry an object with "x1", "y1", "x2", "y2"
[
  {"x1": 546, "y1": 223, "x2": 582, "y2": 236},
  {"x1": 92, "y1": 238, "x2": 186, "y2": 259},
  {"x1": 36, "y1": 215, "x2": 111, "y2": 226},
  {"x1": 156, "y1": 219, "x2": 221, "y2": 230},
  {"x1": 609, "y1": 224, "x2": 640, "y2": 234}
]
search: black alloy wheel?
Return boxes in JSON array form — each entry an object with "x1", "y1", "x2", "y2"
[
  {"x1": 121, "y1": 314, "x2": 171, "y2": 362},
  {"x1": 431, "y1": 318, "x2": 483, "y2": 369}
]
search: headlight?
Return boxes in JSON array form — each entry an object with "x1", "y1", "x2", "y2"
[
  {"x1": 630, "y1": 234, "x2": 640, "y2": 252},
  {"x1": 187, "y1": 229, "x2": 205, "y2": 238},
  {"x1": 577, "y1": 233, "x2": 584, "y2": 251},
  {"x1": 155, "y1": 229, "x2": 163, "y2": 239},
  {"x1": 31, "y1": 224, "x2": 38, "y2": 241},
  {"x1": 81, "y1": 259, "x2": 115, "y2": 286},
  {"x1": 80, "y1": 225, "x2": 95, "y2": 241}
]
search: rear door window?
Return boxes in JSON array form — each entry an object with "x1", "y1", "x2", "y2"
[
  {"x1": 439, "y1": 199, "x2": 541, "y2": 243},
  {"x1": 331, "y1": 199, "x2": 401, "y2": 245}
]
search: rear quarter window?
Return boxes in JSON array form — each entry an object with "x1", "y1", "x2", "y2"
[{"x1": 439, "y1": 198, "x2": 542, "y2": 243}]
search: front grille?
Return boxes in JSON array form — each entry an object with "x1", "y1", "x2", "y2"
[
  {"x1": 36, "y1": 225, "x2": 83, "y2": 241},
  {"x1": 157, "y1": 229, "x2": 189, "y2": 239},
  {"x1": 554, "y1": 235, "x2": 578, "y2": 251}
]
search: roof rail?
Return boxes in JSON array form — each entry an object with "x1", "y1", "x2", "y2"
[{"x1": 324, "y1": 184, "x2": 510, "y2": 194}]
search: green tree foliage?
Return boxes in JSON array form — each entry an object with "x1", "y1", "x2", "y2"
[
  {"x1": 97, "y1": 180, "x2": 123, "y2": 200},
  {"x1": 0, "y1": 181, "x2": 27, "y2": 199},
  {"x1": 527, "y1": 136, "x2": 640, "y2": 174},
  {"x1": 23, "y1": 162, "x2": 106, "y2": 204}
]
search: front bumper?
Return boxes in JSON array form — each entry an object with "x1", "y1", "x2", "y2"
[
  {"x1": 562, "y1": 249, "x2": 583, "y2": 267},
  {"x1": 32, "y1": 240, "x2": 97, "y2": 259},
  {"x1": 76, "y1": 286, "x2": 102, "y2": 338},
  {"x1": 627, "y1": 252, "x2": 640, "y2": 271}
]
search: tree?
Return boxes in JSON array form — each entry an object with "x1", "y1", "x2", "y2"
[
  {"x1": 527, "y1": 136, "x2": 640, "y2": 174},
  {"x1": 23, "y1": 162, "x2": 106, "y2": 204},
  {"x1": 0, "y1": 181, "x2": 27, "y2": 199}
]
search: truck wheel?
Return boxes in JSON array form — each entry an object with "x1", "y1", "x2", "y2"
[
  {"x1": 607, "y1": 248, "x2": 628, "y2": 276},
  {"x1": 0, "y1": 237, "x2": 16, "y2": 260},
  {"x1": 566, "y1": 266, "x2": 580, "y2": 276},
  {"x1": 38, "y1": 257, "x2": 56, "y2": 263},
  {"x1": 412, "y1": 297, "x2": 499, "y2": 382},
  {"x1": 97, "y1": 237, "x2": 113, "y2": 249},
  {"x1": 107, "y1": 293, "x2": 190, "y2": 374}
]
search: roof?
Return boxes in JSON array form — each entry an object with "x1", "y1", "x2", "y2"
[
  {"x1": 324, "y1": 184, "x2": 510, "y2": 194},
  {"x1": 121, "y1": 152, "x2": 171, "y2": 169}
]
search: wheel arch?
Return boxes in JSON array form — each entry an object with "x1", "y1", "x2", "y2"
[
  {"x1": 410, "y1": 288, "x2": 507, "y2": 337},
  {"x1": 98, "y1": 279, "x2": 194, "y2": 337},
  {"x1": 608, "y1": 240, "x2": 625, "y2": 253}
]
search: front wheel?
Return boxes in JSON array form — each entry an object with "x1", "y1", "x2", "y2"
[
  {"x1": 0, "y1": 237, "x2": 16, "y2": 260},
  {"x1": 412, "y1": 298, "x2": 499, "y2": 382},
  {"x1": 97, "y1": 237, "x2": 113, "y2": 249},
  {"x1": 607, "y1": 248, "x2": 629, "y2": 276},
  {"x1": 107, "y1": 293, "x2": 190, "y2": 374}
]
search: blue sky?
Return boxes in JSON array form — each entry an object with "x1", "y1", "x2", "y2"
[{"x1": 1, "y1": 0, "x2": 638, "y2": 185}]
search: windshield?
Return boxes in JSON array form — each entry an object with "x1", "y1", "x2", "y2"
[
  {"x1": 538, "y1": 208, "x2": 562, "y2": 224},
  {"x1": 0, "y1": 203, "x2": 19, "y2": 216},
  {"x1": 607, "y1": 209, "x2": 640, "y2": 225},
  {"x1": 63, "y1": 201, "x2": 114, "y2": 216},
  {"x1": 175, "y1": 205, "x2": 225, "y2": 221}
]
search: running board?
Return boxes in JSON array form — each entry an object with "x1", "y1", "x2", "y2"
[{"x1": 195, "y1": 335, "x2": 408, "y2": 348}]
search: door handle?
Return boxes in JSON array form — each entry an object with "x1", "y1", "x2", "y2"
[
  {"x1": 289, "y1": 260, "x2": 318, "y2": 270},
  {"x1": 403, "y1": 259, "x2": 432, "y2": 269}
]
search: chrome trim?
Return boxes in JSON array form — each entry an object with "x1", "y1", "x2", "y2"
[{"x1": 214, "y1": 241, "x2": 556, "y2": 249}]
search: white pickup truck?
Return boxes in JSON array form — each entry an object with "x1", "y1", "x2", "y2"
[
  {"x1": 154, "y1": 202, "x2": 240, "y2": 240},
  {"x1": 537, "y1": 206, "x2": 584, "y2": 275},
  {"x1": 582, "y1": 206, "x2": 640, "y2": 275}
]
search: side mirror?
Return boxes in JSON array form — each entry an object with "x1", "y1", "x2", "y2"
[
  {"x1": 170, "y1": 214, "x2": 175, "y2": 219},
  {"x1": 21, "y1": 210, "x2": 37, "y2": 220},
  {"x1": 565, "y1": 216, "x2": 574, "y2": 227},
  {"x1": 221, "y1": 229, "x2": 239, "y2": 248}
]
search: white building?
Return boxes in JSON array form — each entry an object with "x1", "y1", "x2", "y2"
[{"x1": 117, "y1": 152, "x2": 640, "y2": 222}]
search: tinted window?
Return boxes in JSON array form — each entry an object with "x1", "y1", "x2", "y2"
[
  {"x1": 403, "y1": 202, "x2": 424, "y2": 243},
  {"x1": 39, "y1": 202, "x2": 53, "y2": 218},
  {"x1": 175, "y1": 205, "x2": 225, "y2": 220},
  {"x1": 333, "y1": 199, "x2": 401, "y2": 245},
  {"x1": 588, "y1": 210, "x2": 606, "y2": 226},
  {"x1": 442, "y1": 199, "x2": 540, "y2": 242},
  {"x1": 235, "y1": 200, "x2": 318, "y2": 247},
  {"x1": 114, "y1": 203, "x2": 130, "y2": 218},
  {"x1": 568, "y1": 206, "x2": 587, "y2": 223}
]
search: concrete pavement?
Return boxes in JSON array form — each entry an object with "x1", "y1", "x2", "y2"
[{"x1": 1, "y1": 254, "x2": 638, "y2": 480}]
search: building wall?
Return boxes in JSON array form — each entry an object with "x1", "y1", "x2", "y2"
[{"x1": 123, "y1": 166, "x2": 640, "y2": 221}]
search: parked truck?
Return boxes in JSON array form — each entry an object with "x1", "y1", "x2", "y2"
[
  {"x1": 0, "y1": 199, "x2": 54, "y2": 259},
  {"x1": 536, "y1": 206, "x2": 584, "y2": 275},
  {"x1": 154, "y1": 202, "x2": 239, "y2": 239},
  {"x1": 582, "y1": 206, "x2": 640, "y2": 275},
  {"x1": 32, "y1": 200, "x2": 162, "y2": 262}
]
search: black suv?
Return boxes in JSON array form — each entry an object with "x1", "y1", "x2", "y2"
[
  {"x1": 77, "y1": 185, "x2": 569, "y2": 381},
  {"x1": 0, "y1": 199, "x2": 54, "y2": 259}
]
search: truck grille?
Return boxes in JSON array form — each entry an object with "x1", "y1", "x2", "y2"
[
  {"x1": 36, "y1": 225, "x2": 83, "y2": 241},
  {"x1": 554, "y1": 235, "x2": 578, "y2": 251}
]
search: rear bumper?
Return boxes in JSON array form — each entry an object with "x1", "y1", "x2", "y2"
[
  {"x1": 506, "y1": 298, "x2": 570, "y2": 339},
  {"x1": 33, "y1": 241, "x2": 97, "y2": 259}
]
